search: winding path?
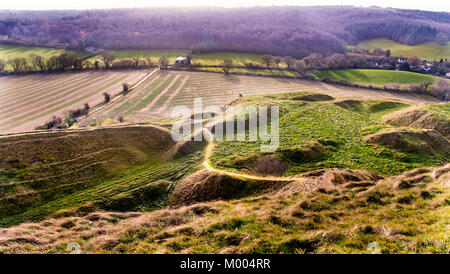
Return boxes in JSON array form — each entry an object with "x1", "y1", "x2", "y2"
[{"x1": 201, "y1": 128, "x2": 299, "y2": 182}]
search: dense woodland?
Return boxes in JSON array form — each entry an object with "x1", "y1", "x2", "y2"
[{"x1": 1, "y1": 6, "x2": 449, "y2": 58}]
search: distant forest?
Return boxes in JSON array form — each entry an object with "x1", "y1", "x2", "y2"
[{"x1": 0, "y1": 6, "x2": 449, "y2": 58}]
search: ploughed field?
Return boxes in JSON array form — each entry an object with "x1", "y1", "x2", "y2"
[
  {"x1": 0, "y1": 70, "x2": 147, "y2": 134},
  {"x1": 89, "y1": 70, "x2": 438, "y2": 124}
]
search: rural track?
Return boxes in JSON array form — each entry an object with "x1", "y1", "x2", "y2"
[{"x1": 201, "y1": 128, "x2": 299, "y2": 182}]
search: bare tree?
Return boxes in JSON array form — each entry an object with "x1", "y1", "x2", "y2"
[
  {"x1": 295, "y1": 60, "x2": 307, "y2": 76},
  {"x1": 283, "y1": 56, "x2": 296, "y2": 70},
  {"x1": 29, "y1": 54, "x2": 46, "y2": 72},
  {"x1": 84, "y1": 60, "x2": 92, "y2": 69},
  {"x1": 145, "y1": 57, "x2": 154, "y2": 67},
  {"x1": 274, "y1": 56, "x2": 282, "y2": 68},
  {"x1": 303, "y1": 53, "x2": 322, "y2": 69},
  {"x1": 261, "y1": 54, "x2": 274, "y2": 68},
  {"x1": 186, "y1": 51, "x2": 193, "y2": 64},
  {"x1": 103, "y1": 92, "x2": 111, "y2": 103},
  {"x1": 47, "y1": 56, "x2": 59, "y2": 71},
  {"x1": 432, "y1": 78, "x2": 450, "y2": 100},
  {"x1": 408, "y1": 56, "x2": 421, "y2": 67},
  {"x1": 132, "y1": 58, "x2": 140, "y2": 67},
  {"x1": 122, "y1": 83, "x2": 129, "y2": 93},
  {"x1": 221, "y1": 59, "x2": 233, "y2": 74},
  {"x1": 56, "y1": 53, "x2": 77, "y2": 71},
  {"x1": 102, "y1": 52, "x2": 116, "y2": 69},
  {"x1": 8, "y1": 58, "x2": 27, "y2": 73},
  {"x1": 73, "y1": 58, "x2": 86, "y2": 71},
  {"x1": 0, "y1": 58, "x2": 6, "y2": 72},
  {"x1": 158, "y1": 56, "x2": 169, "y2": 69}
]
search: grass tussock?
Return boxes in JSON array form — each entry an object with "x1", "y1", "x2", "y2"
[{"x1": 0, "y1": 165, "x2": 448, "y2": 254}]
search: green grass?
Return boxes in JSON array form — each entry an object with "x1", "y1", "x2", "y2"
[
  {"x1": 0, "y1": 43, "x2": 88, "y2": 69},
  {"x1": 210, "y1": 93, "x2": 446, "y2": 176},
  {"x1": 311, "y1": 69, "x2": 440, "y2": 88},
  {"x1": 0, "y1": 153, "x2": 203, "y2": 227},
  {"x1": 192, "y1": 51, "x2": 265, "y2": 66},
  {"x1": 422, "y1": 103, "x2": 450, "y2": 120},
  {"x1": 196, "y1": 67, "x2": 299, "y2": 77},
  {"x1": 357, "y1": 38, "x2": 450, "y2": 60},
  {"x1": 22, "y1": 170, "x2": 448, "y2": 254}
]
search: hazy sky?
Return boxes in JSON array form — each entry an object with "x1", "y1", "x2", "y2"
[{"x1": 1, "y1": 0, "x2": 448, "y2": 12}]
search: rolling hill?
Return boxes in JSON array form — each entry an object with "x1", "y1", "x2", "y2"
[
  {"x1": 0, "y1": 92, "x2": 448, "y2": 253},
  {"x1": 0, "y1": 44, "x2": 89, "y2": 70},
  {"x1": 357, "y1": 38, "x2": 450, "y2": 60},
  {"x1": 311, "y1": 69, "x2": 443, "y2": 88}
]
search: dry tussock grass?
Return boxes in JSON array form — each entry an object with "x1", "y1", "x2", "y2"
[{"x1": 0, "y1": 165, "x2": 448, "y2": 254}]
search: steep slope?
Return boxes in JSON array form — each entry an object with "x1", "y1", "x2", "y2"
[{"x1": 0, "y1": 125, "x2": 203, "y2": 226}]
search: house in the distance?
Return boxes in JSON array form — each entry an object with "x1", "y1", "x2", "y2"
[{"x1": 174, "y1": 56, "x2": 190, "y2": 65}]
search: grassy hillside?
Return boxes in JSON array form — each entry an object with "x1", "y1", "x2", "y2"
[
  {"x1": 357, "y1": 38, "x2": 450, "y2": 60},
  {"x1": 192, "y1": 51, "x2": 265, "y2": 66},
  {"x1": 1, "y1": 165, "x2": 448, "y2": 254},
  {"x1": 311, "y1": 69, "x2": 440, "y2": 88},
  {"x1": 210, "y1": 93, "x2": 449, "y2": 176},
  {"x1": 0, "y1": 44, "x2": 88, "y2": 69},
  {"x1": 196, "y1": 67, "x2": 299, "y2": 76},
  {"x1": 0, "y1": 125, "x2": 204, "y2": 227}
]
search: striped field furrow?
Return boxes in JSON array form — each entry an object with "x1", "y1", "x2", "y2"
[
  {"x1": 0, "y1": 73, "x2": 109, "y2": 117},
  {"x1": 0, "y1": 73, "x2": 122, "y2": 124},
  {"x1": 0, "y1": 71, "x2": 146, "y2": 133},
  {"x1": 0, "y1": 72, "x2": 99, "y2": 105}
]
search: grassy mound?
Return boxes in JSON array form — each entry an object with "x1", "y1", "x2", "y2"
[
  {"x1": 368, "y1": 101, "x2": 408, "y2": 113},
  {"x1": 279, "y1": 141, "x2": 327, "y2": 163},
  {"x1": 100, "y1": 180, "x2": 172, "y2": 211},
  {"x1": 292, "y1": 93, "x2": 335, "y2": 102},
  {"x1": 169, "y1": 170, "x2": 248, "y2": 205},
  {"x1": 364, "y1": 129, "x2": 450, "y2": 157},
  {"x1": 384, "y1": 104, "x2": 450, "y2": 138},
  {"x1": 169, "y1": 169, "x2": 289, "y2": 205},
  {"x1": 334, "y1": 99, "x2": 365, "y2": 112},
  {"x1": 217, "y1": 154, "x2": 290, "y2": 176},
  {"x1": 312, "y1": 69, "x2": 440, "y2": 88},
  {"x1": 0, "y1": 44, "x2": 88, "y2": 70}
]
